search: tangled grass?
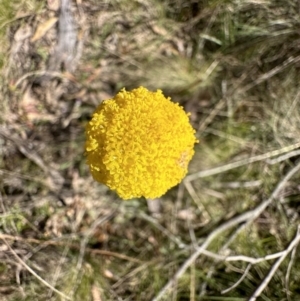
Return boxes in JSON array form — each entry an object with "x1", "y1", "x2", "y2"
[{"x1": 1, "y1": 0, "x2": 300, "y2": 300}]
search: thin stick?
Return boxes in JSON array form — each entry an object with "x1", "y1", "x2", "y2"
[
  {"x1": 47, "y1": 242, "x2": 71, "y2": 299},
  {"x1": 68, "y1": 212, "x2": 116, "y2": 297},
  {"x1": 14, "y1": 70, "x2": 74, "y2": 88},
  {"x1": 198, "y1": 98, "x2": 225, "y2": 133},
  {"x1": 184, "y1": 181, "x2": 211, "y2": 221},
  {"x1": 248, "y1": 225, "x2": 300, "y2": 301},
  {"x1": 0, "y1": 233, "x2": 142, "y2": 263},
  {"x1": 152, "y1": 211, "x2": 255, "y2": 301},
  {"x1": 2, "y1": 238, "x2": 71, "y2": 300},
  {"x1": 190, "y1": 262, "x2": 196, "y2": 301},
  {"x1": 285, "y1": 234, "x2": 298, "y2": 301},
  {"x1": 266, "y1": 150, "x2": 300, "y2": 165},
  {"x1": 197, "y1": 249, "x2": 289, "y2": 264},
  {"x1": 200, "y1": 225, "x2": 246, "y2": 296},
  {"x1": 284, "y1": 241, "x2": 297, "y2": 301},
  {"x1": 186, "y1": 141, "x2": 300, "y2": 182},
  {"x1": 222, "y1": 264, "x2": 252, "y2": 294},
  {"x1": 139, "y1": 212, "x2": 186, "y2": 248},
  {"x1": 152, "y1": 162, "x2": 300, "y2": 301},
  {"x1": 241, "y1": 56, "x2": 300, "y2": 93}
]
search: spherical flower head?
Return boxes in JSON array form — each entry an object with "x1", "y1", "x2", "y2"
[{"x1": 85, "y1": 86, "x2": 198, "y2": 200}]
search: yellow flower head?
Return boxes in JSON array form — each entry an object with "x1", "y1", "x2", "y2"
[{"x1": 85, "y1": 86, "x2": 198, "y2": 200}]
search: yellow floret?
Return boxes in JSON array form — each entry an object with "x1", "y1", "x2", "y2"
[{"x1": 85, "y1": 86, "x2": 198, "y2": 200}]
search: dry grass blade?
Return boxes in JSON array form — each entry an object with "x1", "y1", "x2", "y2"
[
  {"x1": 152, "y1": 162, "x2": 300, "y2": 301},
  {"x1": 222, "y1": 264, "x2": 252, "y2": 294},
  {"x1": 2, "y1": 0, "x2": 300, "y2": 300},
  {"x1": 186, "y1": 141, "x2": 300, "y2": 182},
  {"x1": 0, "y1": 234, "x2": 143, "y2": 263},
  {"x1": 248, "y1": 225, "x2": 300, "y2": 301},
  {"x1": 2, "y1": 238, "x2": 71, "y2": 300},
  {"x1": 0, "y1": 127, "x2": 64, "y2": 191}
]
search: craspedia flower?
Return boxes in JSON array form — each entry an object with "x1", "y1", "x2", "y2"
[{"x1": 85, "y1": 86, "x2": 198, "y2": 200}]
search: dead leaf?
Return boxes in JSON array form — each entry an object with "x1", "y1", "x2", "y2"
[{"x1": 31, "y1": 17, "x2": 58, "y2": 42}]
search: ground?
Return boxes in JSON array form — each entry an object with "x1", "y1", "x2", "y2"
[{"x1": 1, "y1": 0, "x2": 300, "y2": 300}]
